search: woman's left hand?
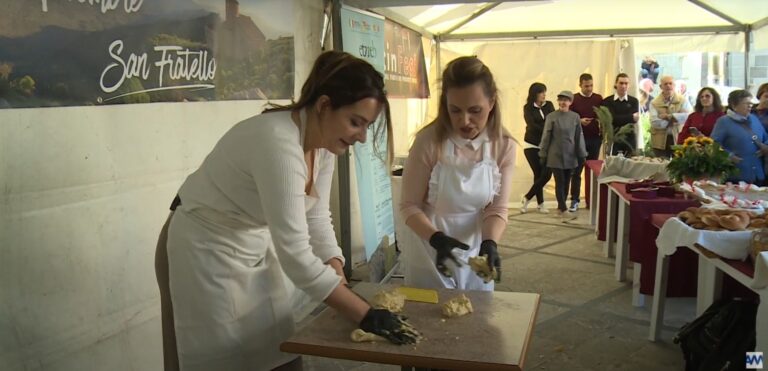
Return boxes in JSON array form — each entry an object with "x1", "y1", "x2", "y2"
[{"x1": 479, "y1": 240, "x2": 501, "y2": 282}]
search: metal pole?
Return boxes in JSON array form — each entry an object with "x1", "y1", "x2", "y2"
[
  {"x1": 435, "y1": 37, "x2": 442, "y2": 80},
  {"x1": 331, "y1": 0, "x2": 353, "y2": 278},
  {"x1": 744, "y1": 25, "x2": 751, "y2": 90}
]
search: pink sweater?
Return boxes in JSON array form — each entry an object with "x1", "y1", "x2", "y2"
[{"x1": 400, "y1": 124, "x2": 517, "y2": 223}]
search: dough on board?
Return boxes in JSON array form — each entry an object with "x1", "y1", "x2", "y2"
[
  {"x1": 442, "y1": 294, "x2": 473, "y2": 318},
  {"x1": 371, "y1": 289, "x2": 407, "y2": 313},
  {"x1": 350, "y1": 329, "x2": 386, "y2": 342}
]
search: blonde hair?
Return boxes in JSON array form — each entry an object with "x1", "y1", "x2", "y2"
[{"x1": 419, "y1": 56, "x2": 509, "y2": 157}]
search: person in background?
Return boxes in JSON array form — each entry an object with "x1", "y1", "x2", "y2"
[
  {"x1": 639, "y1": 78, "x2": 655, "y2": 112},
  {"x1": 400, "y1": 56, "x2": 515, "y2": 291},
  {"x1": 752, "y1": 82, "x2": 768, "y2": 131},
  {"x1": 650, "y1": 76, "x2": 692, "y2": 157},
  {"x1": 640, "y1": 56, "x2": 660, "y2": 84},
  {"x1": 568, "y1": 73, "x2": 603, "y2": 212},
  {"x1": 712, "y1": 89, "x2": 768, "y2": 185},
  {"x1": 677, "y1": 87, "x2": 725, "y2": 144},
  {"x1": 602, "y1": 73, "x2": 640, "y2": 155},
  {"x1": 520, "y1": 82, "x2": 555, "y2": 214},
  {"x1": 539, "y1": 90, "x2": 587, "y2": 222},
  {"x1": 158, "y1": 51, "x2": 420, "y2": 371}
]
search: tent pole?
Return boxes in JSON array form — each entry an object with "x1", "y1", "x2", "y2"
[
  {"x1": 332, "y1": 0, "x2": 353, "y2": 278},
  {"x1": 435, "y1": 37, "x2": 442, "y2": 80},
  {"x1": 442, "y1": 2, "x2": 501, "y2": 36},
  {"x1": 745, "y1": 25, "x2": 751, "y2": 90}
]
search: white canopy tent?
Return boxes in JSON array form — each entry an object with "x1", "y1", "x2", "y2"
[{"x1": 333, "y1": 0, "x2": 768, "y2": 204}]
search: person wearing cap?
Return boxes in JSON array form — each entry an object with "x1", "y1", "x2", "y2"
[{"x1": 539, "y1": 90, "x2": 587, "y2": 221}]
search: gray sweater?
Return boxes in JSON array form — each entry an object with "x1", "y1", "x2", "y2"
[{"x1": 539, "y1": 110, "x2": 587, "y2": 169}]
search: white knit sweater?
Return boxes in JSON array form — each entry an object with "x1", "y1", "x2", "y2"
[{"x1": 177, "y1": 110, "x2": 343, "y2": 302}]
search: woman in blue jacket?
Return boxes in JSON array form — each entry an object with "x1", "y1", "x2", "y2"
[{"x1": 711, "y1": 89, "x2": 768, "y2": 185}]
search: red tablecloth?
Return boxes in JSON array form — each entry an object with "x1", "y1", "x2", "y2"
[
  {"x1": 613, "y1": 189, "x2": 700, "y2": 296},
  {"x1": 584, "y1": 160, "x2": 602, "y2": 208},
  {"x1": 645, "y1": 213, "x2": 756, "y2": 298},
  {"x1": 647, "y1": 214, "x2": 699, "y2": 296}
]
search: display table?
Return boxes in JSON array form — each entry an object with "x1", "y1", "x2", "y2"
[
  {"x1": 649, "y1": 218, "x2": 768, "y2": 353},
  {"x1": 602, "y1": 183, "x2": 699, "y2": 306},
  {"x1": 281, "y1": 282, "x2": 541, "y2": 371},
  {"x1": 597, "y1": 156, "x2": 669, "y2": 184},
  {"x1": 585, "y1": 160, "x2": 603, "y2": 226}
]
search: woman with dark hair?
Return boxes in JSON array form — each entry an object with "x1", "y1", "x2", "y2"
[
  {"x1": 156, "y1": 51, "x2": 420, "y2": 371},
  {"x1": 753, "y1": 82, "x2": 768, "y2": 131},
  {"x1": 676, "y1": 87, "x2": 725, "y2": 144},
  {"x1": 400, "y1": 56, "x2": 515, "y2": 290},
  {"x1": 712, "y1": 89, "x2": 768, "y2": 185},
  {"x1": 520, "y1": 82, "x2": 555, "y2": 213}
]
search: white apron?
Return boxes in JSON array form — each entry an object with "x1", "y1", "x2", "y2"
[
  {"x1": 403, "y1": 138, "x2": 500, "y2": 291},
  {"x1": 166, "y1": 114, "x2": 319, "y2": 371}
]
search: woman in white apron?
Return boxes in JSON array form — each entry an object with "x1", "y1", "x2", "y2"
[
  {"x1": 400, "y1": 56, "x2": 516, "y2": 291},
  {"x1": 161, "y1": 51, "x2": 420, "y2": 371}
]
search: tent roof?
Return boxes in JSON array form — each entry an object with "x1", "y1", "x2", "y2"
[{"x1": 347, "y1": 0, "x2": 767, "y2": 40}]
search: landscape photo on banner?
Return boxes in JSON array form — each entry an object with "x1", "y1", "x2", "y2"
[
  {"x1": 383, "y1": 19, "x2": 429, "y2": 99},
  {"x1": 0, "y1": 0, "x2": 294, "y2": 108}
]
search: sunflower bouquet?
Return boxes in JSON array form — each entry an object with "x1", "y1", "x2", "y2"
[{"x1": 666, "y1": 136, "x2": 737, "y2": 184}]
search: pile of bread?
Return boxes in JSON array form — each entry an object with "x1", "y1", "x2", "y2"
[{"x1": 677, "y1": 207, "x2": 767, "y2": 231}]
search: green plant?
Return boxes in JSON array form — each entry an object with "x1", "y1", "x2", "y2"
[
  {"x1": 594, "y1": 106, "x2": 635, "y2": 156},
  {"x1": 666, "y1": 136, "x2": 737, "y2": 183}
]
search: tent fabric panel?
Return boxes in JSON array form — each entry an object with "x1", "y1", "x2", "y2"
[{"x1": 633, "y1": 34, "x2": 745, "y2": 55}]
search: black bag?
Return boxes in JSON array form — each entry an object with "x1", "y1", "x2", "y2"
[{"x1": 674, "y1": 298, "x2": 758, "y2": 371}]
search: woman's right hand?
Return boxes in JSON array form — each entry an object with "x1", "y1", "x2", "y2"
[
  {"x1": 359, "y1": 308, "x2": 422, "y2": 345},
  {"x1": 730, "y1": 154, "x2": 743, "y2": 164}
]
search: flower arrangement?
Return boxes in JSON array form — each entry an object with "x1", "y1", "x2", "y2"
[{"x1": 666, "y1": 136, "x2": 737, "y2": 184}]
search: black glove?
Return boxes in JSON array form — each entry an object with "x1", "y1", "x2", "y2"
[
  {"x1": 359, "y1": 308, "x2": 421, "y2": 345},
  {"x1": 429, "y1": 232, "x2": 469, "y2": 277},
  {"x1": 480, "y1": 240, "x2": 502, "y2": 282},
  {"x1": 539, "y1": 156, "x2": 547, "y2": 167}
]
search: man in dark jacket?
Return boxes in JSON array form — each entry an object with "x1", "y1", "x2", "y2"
[{"x1": 602, "y1": 73, "x2": 639, "y2": 156}]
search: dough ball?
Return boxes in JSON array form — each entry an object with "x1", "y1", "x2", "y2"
[
  {"x1": 442, "y1": 294, "x2": 473, "y2": 318},
  {"x1": 468, "y1": 256, "x2": 495, "y2": 283},
  {"x1": 371, "y1": 289, "x2": 407, "y2": 313}
]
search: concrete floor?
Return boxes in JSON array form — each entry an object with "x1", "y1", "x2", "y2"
[{"x1": 303, "y1": 209, "x2": 695, "y2": 371}]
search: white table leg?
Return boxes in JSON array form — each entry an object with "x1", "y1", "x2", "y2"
[
  {"x1": 696, "y1": 255, "x2": 722, "y2": 316},
  {"x1": 604, "y1": 189, "x2": 617, "y2": 258},
  {"x1": 615, "y1": 199, "x2": 630, "y2": 282},
  {"x1": 756, "y1": 289, "x2": 768, "y2": 354},
  {"x1": 632, "y1": 263, "x2": 645, "y2": 307},
  {"x1": 649, "y1": 251, "x2": 670, "y2": 341},
  {"x1": 589, "y1": 173, "x2": 598, "y2": 226}
]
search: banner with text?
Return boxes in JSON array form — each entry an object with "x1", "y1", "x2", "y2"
[
  {"x1": 0, "y1": 0, "x2": 294, "y2": 108},
  {"x1": 340, "y1": 5, "x2": 395, "y2": 261},
  {"x1": 384, "y1": 20, "x2": 429, "y2": 99}
]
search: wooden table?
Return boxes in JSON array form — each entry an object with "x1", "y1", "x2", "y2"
[{"x1": 281, "y1": 282, "x2": 541, "y2": 370}]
